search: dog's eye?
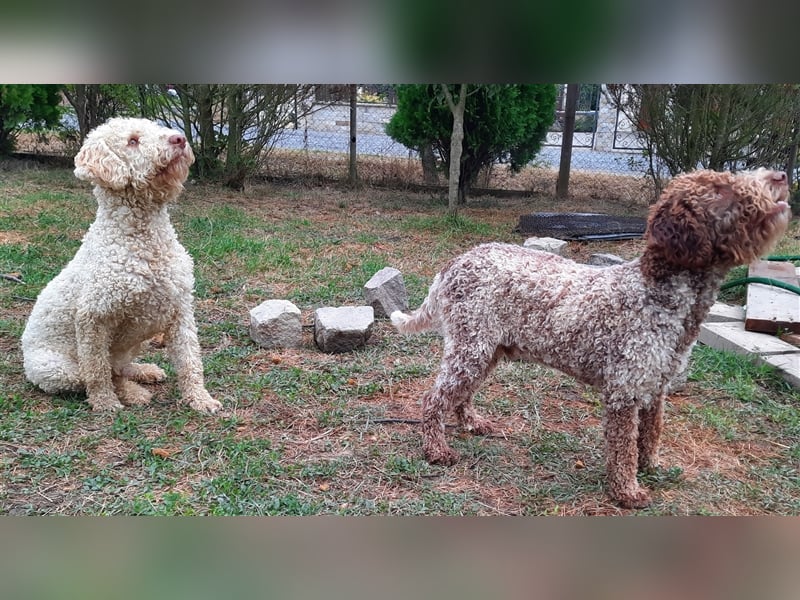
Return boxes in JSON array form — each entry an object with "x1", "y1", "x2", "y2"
[{"x1": 128, "y1": 137, "x2": 139, "y2": 147}]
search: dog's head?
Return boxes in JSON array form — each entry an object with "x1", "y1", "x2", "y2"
[
  {"x1": 645, "y1": 168, "x2": 791, "y2": 271},
  {"x1": 74, "y1": 117, "x2": 195, "y2": 201}
]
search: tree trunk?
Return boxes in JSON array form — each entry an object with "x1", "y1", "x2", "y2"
[
  {"x1": 63, "y1": 84, "x2": 99, "y2": 142},
  {"x1": 442, "y1": 84, "x2": 468, "y2": 217},
  {"x1": 349, "y1": 84, "x2": 358, "y2": 186},
  {"x1": 786, "y1": 139, "x2": 798, "y2": 188},
  {"x1": 420, "y1": 143, "x2": 438, "y2": 184},
  {"x1": 224, "y1": 85, "x2": 247, "y2": 190},
  {"x1": 556, "y1": 84, "x2": 579, "y2": 199},
  {"x1": 195, "y1": 84, "x2": 217, "y2": 181}
]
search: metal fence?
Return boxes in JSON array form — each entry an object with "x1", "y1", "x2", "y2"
[
  {"x1": 262, "y1": 88, "x2": 656, "y2": 206},
  {"x1": 12, "y1": 84, "x2": 657, "y2": 206}
]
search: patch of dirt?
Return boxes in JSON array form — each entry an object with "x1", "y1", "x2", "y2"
[{"x1": 0, "y1": 232, "x2": 29, "y2": 245}]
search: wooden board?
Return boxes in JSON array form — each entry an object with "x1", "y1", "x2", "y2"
[{"x1": 744, "y1": 261, "x2": 800, "y2": 334}]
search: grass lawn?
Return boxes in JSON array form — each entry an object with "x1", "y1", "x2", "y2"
[{"x1": 1, "y1": 160, "x2": 799, "y2": 515}]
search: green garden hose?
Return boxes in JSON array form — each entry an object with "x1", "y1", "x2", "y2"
[
  {"x1": 766, "y1": 255, "x2": 800, "y2": 262},
  {"x1": 719, "y1": 276, "x2": 800, "y2": 295},
  {"x1": 718, "y1": 255, "x2": 800, "y2": 295}
]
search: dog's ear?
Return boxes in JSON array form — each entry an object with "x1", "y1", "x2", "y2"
[
  {"x1": 646, "y1": 198, "x2": 715, "y2": 270},
  {"x1": 706, "y1": 184, "x2": 739, "y2": 235},
  {"x1": 74, "y1": 139, "x2": 130, "y2": 190}
]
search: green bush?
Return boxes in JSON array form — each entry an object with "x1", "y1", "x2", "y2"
[{"x1": 386, "y1": 84, "x2": 557, "y2": 203}]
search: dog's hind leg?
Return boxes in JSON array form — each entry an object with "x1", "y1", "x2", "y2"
[
  {"x1": 422, "y1": 343, "x2": 497, "y2": 465},
  {"x1": 453, "y1": 345, "x2": 509, "y2": 436},
  {"x1": 23, "y1": 348, "x2": 84, "y2": 394}
]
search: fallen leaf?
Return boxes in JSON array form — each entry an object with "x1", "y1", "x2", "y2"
[
  {"x1": 152, "y1": 447, "x2": 171, "y2": 458},
  {"x1": 319, "y1": 483, "x2": 330, "y2": 492},
  {"x1": 574, "y1": 459, "x2": 585, "y2": 469},
  {"x1": 270, "y1": 355, "x2": 282, "y2": 364}
]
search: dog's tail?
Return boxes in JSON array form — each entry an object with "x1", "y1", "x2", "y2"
[{"x1": 390, "y1": 274, "x2": 441, "y2": 334}]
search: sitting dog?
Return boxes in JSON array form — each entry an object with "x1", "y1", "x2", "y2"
[
  {"x1": 392, "y1": 168, "x2": 791, "y2": 508},
  {"x1": 21, "y1": 117, "x2": 221, "y2": 415}
]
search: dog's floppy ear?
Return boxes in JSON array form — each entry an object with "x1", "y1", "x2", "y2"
[
  {"x1": 74, "y1": 139, "x2": 130, "y2": 190},
  {"x1": 646, "y1": 197, "x2": 714, "y2": 270},
  {"x1": 706, "y1": 184, "x2": 739, "y2": 235}
]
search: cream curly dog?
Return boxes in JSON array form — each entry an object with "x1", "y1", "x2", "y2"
[
  {"x1": 392, "y1": 168, "x2": 791, "y2": 508},
  {"x1": 21, "y1": 117, "x2": 221, "y2": 414}
]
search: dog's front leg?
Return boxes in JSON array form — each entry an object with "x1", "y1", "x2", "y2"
[
  {"x1": 164, "y1": 311, "x2": 221, "y2": 415},
  {"x1": 603, "y1": 403, "x2": 652, "y2": 508},
  {"x1": 637, "y1": 396, "x2": 664, "y2": 471},
  {"x1": 75, "y1": 314, "x2": 123, "y2": 411}
]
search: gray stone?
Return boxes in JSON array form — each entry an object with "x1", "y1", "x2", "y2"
[
  {"x1": 250, "y1": 300, "x2": 302, "y2": 349},
  {"x1": 522, "y1": 236, "x2": 568, "y2": 256},
  {"x1": 705, "y1": 302, "x2": 745, "y2": 323},
  {"x1": 363, "y1": 267, "x2": 409, "y2": 318},
  {"x1": 314, "y1": 306, "x2": 374, "y2": 353},
  {"x1": 587, "y1": 253, "x2": 625, "y2": 266}
]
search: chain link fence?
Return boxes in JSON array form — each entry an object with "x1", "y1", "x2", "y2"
[
  {"x1": 262, "y1": 84, "x2": 656, "y2": 205},
  {"x1": 11, "y1": 84, "x2": 657, "y2": 205}
]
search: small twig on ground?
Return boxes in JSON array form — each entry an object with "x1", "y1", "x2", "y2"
[
  {"x1": 363, "y1": 417, "x2": 459, "y2": 429},
  {"x1": 295, "y1": 428, "x2": 335, "y2": 444},
  {"x1": 2, "y1": 273, "x2": 24, "y2": 284}
]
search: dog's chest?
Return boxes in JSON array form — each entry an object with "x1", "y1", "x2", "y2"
[{"x1": 89, "y1": 229, "x2": 194, "y2": 315}]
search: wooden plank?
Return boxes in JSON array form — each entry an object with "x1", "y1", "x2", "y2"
[{"x1": 744, "y1": 261, "x2": 800, "y2": 334}]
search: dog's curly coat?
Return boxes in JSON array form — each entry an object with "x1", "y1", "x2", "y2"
[
  {"x1": 21, "y1": 117, "x2": 221, "y2": 414},
  {"x1": 392, "y1": 168, "x2": 791, "y2": 508}
]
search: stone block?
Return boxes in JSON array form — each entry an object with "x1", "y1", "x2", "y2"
[
  {"x1": 364, "y1": 267, "x2": 409, "y2": 318},
  {"x1": 250, "y1": 299, "x2": 302, "y2": 349},
  {"x1": 757, "y1": 353, "x2": 800, "y2": 387},
  {"x1": 314, "y1": 306, "x2": 374, "y2": 353},
  {"x1": 522, "y1": 236, "x2": 568, "y2": 256},
  {"x1": 586, "y1": 253, "x2": 625, "y2": 267},
  {"x1": 698, "y1": 322, "x2": 799, "y2": 356},
  {"x1": 705, "y1": 302, "x2": 746, "y2": 323}
]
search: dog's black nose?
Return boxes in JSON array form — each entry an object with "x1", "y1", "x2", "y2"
[
  {"x1": 168, "y1": 134, "x2": 186, "y2": 149},
  {"x1": 773, "y1": 171, "x2": 787, "y2": 182}
]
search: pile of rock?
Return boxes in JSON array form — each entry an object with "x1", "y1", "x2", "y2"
[{"x1": 249, "y1": 266, "x2": 409, "y2": 354}]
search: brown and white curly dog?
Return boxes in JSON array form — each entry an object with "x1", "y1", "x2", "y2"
[{"x1": 392, "y1": 168, "x2": 791, "y2": 508}]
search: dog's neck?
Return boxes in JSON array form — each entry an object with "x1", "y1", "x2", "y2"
[
  {"x1": 94, "y1": 184, "x2": 182, "y2": 211},
  {"x1": 638, "y1": 248, "x2": 730, "y2": 350},
  {"x1": 92, "y1": 188, "x2": 175, "y2": 234}
]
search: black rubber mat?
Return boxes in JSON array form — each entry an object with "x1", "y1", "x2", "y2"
[{"x1": 516, "y1": 212, "x2": 647, "y2": 241}]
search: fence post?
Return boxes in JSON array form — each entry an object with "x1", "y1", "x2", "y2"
[
  {"x1": 349, "y1": 84, "x2": 358, "y2": 186},
  {"x1": 556, "y1": 83, "x2": 579, "y2": 199}
]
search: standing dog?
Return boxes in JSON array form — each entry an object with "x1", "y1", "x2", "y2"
[
  {"x1": 22, "y1": 117, "x2": 221, "y2": 414},
  {"x1": 392, "y1": 169, "x2": 791, "y2": 507}
]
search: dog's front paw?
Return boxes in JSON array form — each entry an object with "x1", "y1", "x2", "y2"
[
  {"x1": 117, "y1": 380, "x2": 153, "y2": 406},
  {"x1": 185, "y1": 390, "x2": 222, "y2": 415},
  {"x1": 466, "y1": 416, "x2": 495, "y2": 436},
  {"x1": 88, "y1": 392, "x2": 124, "y2": 412},
  {"x1": 612, "y1": 485, "x2": 652, "y2": 509},
  {"x1": 424, "y1": 444, "x2": 460, "y2": 466},
  {"x1": 123, "y1": 362, "x2": 167, "y2": 384}
]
